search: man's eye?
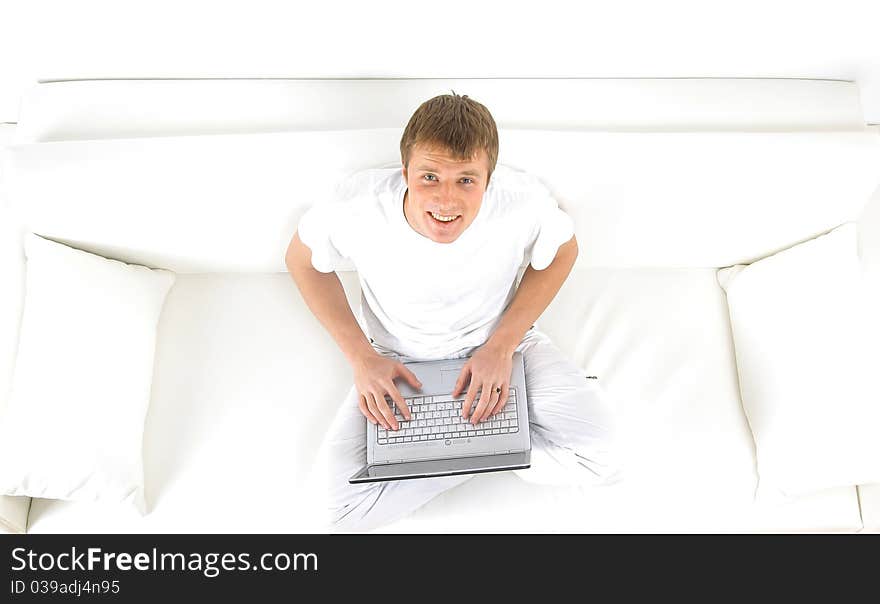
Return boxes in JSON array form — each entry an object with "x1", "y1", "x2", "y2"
[{"x1": 422, "y1": 174, "x2": 473, "y2": 184}]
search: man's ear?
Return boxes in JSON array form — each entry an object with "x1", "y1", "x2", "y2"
[{"x1": 401, "y1": 164, "x2": 408, "y2": 182}]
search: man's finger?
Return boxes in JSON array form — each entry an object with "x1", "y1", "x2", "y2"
[
  {"x1": 486, "y1": 386, "x2": 501, "y2": 419},
  {"x1": 471, "y1": 385, "x2": 493, "y2": 425},
  {"x1": 481, "y1": 386, "x2": 496, "y2": 419},
  {"x1": 490, "y1": 384, "x2": 508, "y2": 416},
  {"x1": 374, "y1": 392, "x2": 399, "y2": 431},
  {"x1": 489, "y1": 386, "x2": 504, "y2": 417},
  {"x1": 386, "y1": 383, "x2": 411, "y2": 421},
  {"x1": 398, "y1": 364, "x2": 423, "y2": 391},
  {"x1": 366, "y1": 394, "x2": 389, "y2": 430},
  {"x1": 451, "y1": 365, "x2": 469, "y2": 399},
  {"x1": 358, "y1": 395, "x2": 377, "y2": 425},
  {"x1": 462, "y1": 380, "x2": 479, "y2": 420}
]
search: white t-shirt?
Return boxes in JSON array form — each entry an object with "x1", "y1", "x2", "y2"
[{"x1": 297, "y1": 164, "x2": 575, "y2": 360}]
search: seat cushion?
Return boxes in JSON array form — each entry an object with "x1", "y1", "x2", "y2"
[
  {"x1": 28, "y1": 272, "x2": 351, "y2": 533},
  {"x1": 401, "y1": 267, "x2": 859, "y2": 531},
  {"x1": 24, "y1": 268, "x2": 862, "y2": 532}
]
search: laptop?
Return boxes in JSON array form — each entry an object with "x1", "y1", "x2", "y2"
[{"x1": 349, "y1": 351, "x2": 531, "y2": 483}]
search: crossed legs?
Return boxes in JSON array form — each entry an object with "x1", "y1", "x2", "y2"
[{"x1": 309, "y1": 327, "x2": 620, "y2": 532}]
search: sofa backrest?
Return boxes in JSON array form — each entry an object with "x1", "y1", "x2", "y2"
[
  {"x1": 3, "y1": 78, "x2": 879, "y2": 272},
  {"x1": 14, "y1": 78, "x2": 868, "y2": 143}
]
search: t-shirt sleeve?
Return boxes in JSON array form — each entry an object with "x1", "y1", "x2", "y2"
[
  {"x1": 296, "y1": 201, "x2": 353, "y2": 273},
  {"x1": 525, "y1": 183, "x2": 576, "y2": 271}
]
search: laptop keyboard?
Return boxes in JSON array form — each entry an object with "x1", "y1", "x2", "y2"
[{"x1": 377, "y1": 388, "x2": 520, "y2": 445}]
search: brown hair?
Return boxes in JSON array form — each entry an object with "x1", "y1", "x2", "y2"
[{"x1": 399, "y1": 90, "x2": 499, "y2": 182}]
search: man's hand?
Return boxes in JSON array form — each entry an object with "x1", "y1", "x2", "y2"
[
  {"x1": 451, "y1": 342, "x2": 514, "y2": 426},
  {"x1": 352, "y1": 351, "x2": 422, "y2": 431}
]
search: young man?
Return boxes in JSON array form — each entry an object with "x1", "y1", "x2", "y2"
[{"x1": 286, "y1": 92, "x2": 619, "y2": 531}]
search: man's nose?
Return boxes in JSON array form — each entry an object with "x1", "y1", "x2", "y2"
[{"x1": 437, "y1": 181, "x2": 457, "y2": 203}]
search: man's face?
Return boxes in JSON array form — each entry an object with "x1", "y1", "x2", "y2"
[{"x1": 401, "y1": 143, "x2": 490, "y2": 244}]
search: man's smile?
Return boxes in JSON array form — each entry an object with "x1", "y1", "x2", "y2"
[{"x1": 428, "y1": 211, "x2": 461, "y2": 223}]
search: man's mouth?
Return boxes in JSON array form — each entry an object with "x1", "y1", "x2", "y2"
[{"x1": 427, "y1": 211, "x2": 461, "y2": 223}]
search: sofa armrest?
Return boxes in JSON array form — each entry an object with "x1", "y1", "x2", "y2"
[
  {"x1": 858, "y1": 484, "x2": 880, "y2": 532},
  {"x1": 0, "y1": 123, "x2": 31, "y2": 533},
  {"x1": 0, "y1": 495, "x2": 30, "y2": 533}
]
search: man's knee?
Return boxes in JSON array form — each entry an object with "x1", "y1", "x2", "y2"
[
  {"x1": 570, "y1": 388, "x2": 621, "y2": 484},
  {"x1": 523, "y1": 380, "x2": 621, "y2": 487},
  {"x1": 544, "y1": 380, "x2": 617, "y2": 444}
]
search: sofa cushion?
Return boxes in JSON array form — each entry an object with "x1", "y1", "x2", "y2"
[
  {"x1": 23, "y1": 267, "x2": 860, "y2": 532},
  {"x1": 717, "y1": 222, "x2": 880, "y2": 500},
  {"x1": 0, "y1": 235, "x2": 175, "y2": 514},
  {"x1": 3, "y1": 129, "x2": 879, "y2": 274},
  {"x1": 405, "y1": 267, "x2": 865, "y2": 531},
  {"x1": 27, "y1": 272, "x2": 346, "y2": 533},
  {"x1": 390, "y1": 470, "x2": 862, "y2": 533}
]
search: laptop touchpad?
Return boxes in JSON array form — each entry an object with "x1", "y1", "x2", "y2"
[{"x1": 440, "y1": 369, "x2": 462, "y2": 387}]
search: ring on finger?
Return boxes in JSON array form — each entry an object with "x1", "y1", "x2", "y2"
[
  {"x1": 477, "y1": 387, "x2": 497, "y2": 421},
  {"x1": 490, "y1": 385, "x2": 505, "y2": 416}
]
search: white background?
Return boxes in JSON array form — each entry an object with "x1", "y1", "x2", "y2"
[{"x1": 1, "y1": 0, "x2": 879, "y2": 124}]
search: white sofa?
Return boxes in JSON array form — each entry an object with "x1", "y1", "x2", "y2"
[{"x1": 1, "y1": 78, "x2": 879, "y2": 533}]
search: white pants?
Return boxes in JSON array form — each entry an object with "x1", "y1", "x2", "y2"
[{"x1": 309, "y1": 326, "x2": 621, "y2": 532}]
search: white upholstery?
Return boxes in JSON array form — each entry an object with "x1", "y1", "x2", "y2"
[
  {"x1": 21, "y1": 269, "x2": 864, "y2": 532},
  {"x1": 15, "y1": 78, "x2": 867, "y2": 144},
  {"x1": 718, "y1": 223, "x2": 880, "y2": 499},
  {"x1": 858, "y1": 485, "x2": 880, "y2": 532},
  {"x1": 0, "y1": 123, "x2": 30, "y2": 533},
  {"x1": 3, "y1": 130, "x2": 878, "y2": 273},
  {"x1": 0, "y1": 234, "x2": 175, "y2": 513},
  {"x1": 2, "y1": 78, "x2": 879, "y2": 533}
]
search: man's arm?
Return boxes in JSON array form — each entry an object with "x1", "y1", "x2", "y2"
[
  {"x1": 286, "y1": 231, "x2": 422, "y2": 430},
  {"x1": 284, "y1": 231, "x2": 376, "y2": 365},
  {"x1": 455, "y1": 234, "x2": 578, "y2": 424},
  {"x1": 484, "y1": 235, "x2": 579, "y2": 355}
]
